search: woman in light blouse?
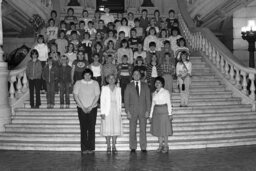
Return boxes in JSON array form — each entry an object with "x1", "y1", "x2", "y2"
[{"x1": 149, "y1": 76, "x2": 173, "y2": 153}]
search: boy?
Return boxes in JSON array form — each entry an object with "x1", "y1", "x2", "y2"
[
  {"x1": 70, "y1": 31, "x2": 80, "y2": 52},
  {"x1": 78, "y1": 20, "x2": 86, "y2": 41},
  {"x1": 128, "y1": 28, "x2": 139, "y2": 51},
  {"x1": 117, "y1": 55, "x2": 133, "y2": 102},
  {"x1": 58, "y1": 55, "x2": 72, "y2": 108},
  {"x1": 46, "y1": 18, "x2": 58, "y2": 44},
  {"x1": 100, "y1": 7, "x2": 115, "y2": 25},
  {"x1": 104, "y1": 30, "x2": 117, "y2": 48},
  {"x1": 139, "y1": 9, "x2": 150, "y2": 31},
  {"x1": 42, "y1": 57, "x2": 59, "y2": 109},
  {"x1": 159, "y1": 40, "x2": 174, "y2": 65},
  {"x1": 85, "y1": 21, "x2": 97, "y2": 40},
  {"x1": 66, "y1": 22, "x2": 80, "y2": 40},
  {"x1": 146, "y1": 41, "x2": 161, "y2": 64},
  {"x1": 116, "y1": 31, "x2": 126, "y2": 49},
  {"x1": 64, "y1": 7, "x2": 78, "y2": 29},
  {"x1": 55, "y1": 30, "x2": 68, "y2": 56},
  {"x1": 97, "y1": 20, "x2": 107, "y2": 39},
  {"x1": 133, "y1": 18, "x2": 144, "y2": 41}
]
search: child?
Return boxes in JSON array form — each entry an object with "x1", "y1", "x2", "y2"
[
  {"x1": 65, "y1": 43, "x2": 77, "y2": 67},
  {"x1": 103, "y1": 40, "x2": 117, "y2": 65},
  {"x1": 97, "y1": 20, "x2": 107, "y2": 39},
  {"x1": 100, "y1": 7, "x2": 115, "y2": 25},
  {"x1": 81, "y1": 32, "x2": 93, "y2": 63},
  {"x1": 160, "y1": 40, "x2": 174, "y2": 65},
  {"x1": 117, "y1": 55, "x2": 133, "y2": 102},
  {"x1": 93, "y1": 10, "x2": 101, "y2": 29},
  {"x1": 48, "y1": 43, "x2": 61, "y2": 66},
  {"x1": 71, "y1": 50, "x2": 89, "y2": 84},
  {"x1": 139, "y1": 9, "x2": 150, "y2": 31},
  {"x1": 146, "y1": 18, "x2": 160, "y2": 35},
  {"x1": 154, "y1": 10, "x2": 162, "y2": 28},
  {"x1": 42, "y1": 57, "x2": 59, "y2": 109},
  {"x1": 161, "y1": 52, "x2": 175, "y2": 93},
  {"x1": 145, "y1": 42, "x2": 161, "y2": 65},
  {"x1": 66, "y1": 22, "x2": 80, "y2": 40},
  {"x1": 92, "y1": 32, "x2": 104, "y2": 49},
  {"x1": 115, "y1": 31, "x2": 126, "y2": 49},
  {"x1": 133, "y1": 42, "x2": 146, "y2": 63},
  {"x1": 81, "y1": 9, "x2": 92, "y2": 29},
  {"x1": 55, "y1": 30, "x2": 68, "y2": 56},
  {"x1": 77, "y1": 20, "x2": 86, "y2": 40},
  {"x1": 146, "y1": 53, "x2": 162, "y2": 92},
  {"x1": 143, "y1": 27, "x2": 161, "y2": 52},
  {"x1": 70, "y1": 31, "x2": 80, "y2": 52},
  {"x1": 166, "y1": 9, "x2": 178, "y2": 30},
  {"x1": 159, "y1": 29, "x2": 169, "y2": 49},
  {"x1": 176, "y1": 51, "x2": 192, "y2": 107},
  {"x1": 26, "y1": 49, "x2": 42, "y2": 108},
  {"x1": 117, "y1": 39, "x2": 133, "y2": 64},
  {"x1": 169, "y1": 27, "x2": 182, "y2": 52},
  {"x1": 46, "y1": 18, "x2": 59, "y2": 44},
  {"x1": 127, "y1": 12, "x2": 135, "y2": 28},
  {"x1": 58, "y1": 55, "x2": 72, "y2": 109},
  {"x1": 34, "y1": 35, "x2": 49, "y2": 91},
  {"x1": 118, "y1": 18, "x2": 131, "y2": 38},
  {"x1": 104, "y1": 30, "x2": 117, "y2": 48},
  {"x1": 174, "y1": 38, "x2": 190, "y2": 60},
  {"x1": 50, "y1": 10, "x2": 60, "y2": 27},
  {"x1": 85, "y1": 21, "x2": 97, "y2": 40},
  {"x1": 128, "y1": 28, "x2": 139, "y2": 51},
  {"x1": 133, "y1": 18, "x2": 144, "y2": 41},
  {"x1": 114, "y1": 19, "x2": 122, "y2": 34},
  {"x1": 133, "y1": 56, "x2": 147, "y2": 82},
  {"x1": 102, "y1": 55, "x2": 117, "y2": 85},
  {"x1": 89, "y1": 53, "x2": 103, "y2": 87},
  {"x1": 59, "y1": 20, "x2": 67, "y2": 35},
  {"x1": 92, "y1": 42, "x2": 104, "y2": 64},
  {"x1": 64, "y1": 8, "x2": 78, "y2": 29}
]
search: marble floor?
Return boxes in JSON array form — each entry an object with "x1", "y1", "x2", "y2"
[{"x1": 1, "y1": 145, "x2": 256, "y2": 171}]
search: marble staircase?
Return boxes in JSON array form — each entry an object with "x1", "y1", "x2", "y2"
[{"x1": 1, "y1": 55, "x2": 256, "y2": 151}]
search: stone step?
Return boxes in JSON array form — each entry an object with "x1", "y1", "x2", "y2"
[{"x1": 0, "y1": 136, "x2": 256, "y2": 151}]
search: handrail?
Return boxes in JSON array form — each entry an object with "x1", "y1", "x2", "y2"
[{"x1": 178, "y1": 0, "x2": 256, "y2": 110}]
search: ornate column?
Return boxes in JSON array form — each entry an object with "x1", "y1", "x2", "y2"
[{"x1": 0, "y1": 0, "x2": 11, "y2": 132}]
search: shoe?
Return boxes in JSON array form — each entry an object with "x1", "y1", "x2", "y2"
[
  {"x1": 34, "y1": 106, "x2": 39, "y2": 109},
  {"x1": 81, "y1": 150, "x2": 88, "y2": 154},
  {"x1": 162, "y1": 146, "x2": 169, "y2": 153},
  {"x1": 60, "y1": 105, "x2": 64, "y2": 109},
  {"x1": 87, "y1": 150, "x2": 95, "y2": 154},
  {"x1": 65, "y1": 104, "x2": 70, "y2": 109},
  {"x1": 156, "y1": 145, "x2": 164, "y2": 152},
  {"x1": 141, "y1": 150, "x2": 147, "y2": 153},
  {"x1": 130, "y1": 149, "x2": 136, "y2": 153},
  {"x1": 112, "y1": 146, "x2": 117, "y2": 153},
  {"x1": 107, "y1": 146, "x2": 111, "y2": 153}
]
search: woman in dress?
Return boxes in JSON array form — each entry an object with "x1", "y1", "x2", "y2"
[
  {"x1": 100, "y1": 74, "x2": 122, "y2": 153},
  {"x1": 149, "y1": 76, "x2": 173, "y2": 153}
]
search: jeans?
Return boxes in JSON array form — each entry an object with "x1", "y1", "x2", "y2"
[
  {"x1": 60, "y1": 82, "x2": 70, "y2": 105},
  {"x1": 46, "y1": 82, "x2": 55, "y2": 105},
  {"x1": 29, "y1": 79, "x2": 41, "y2": 107}
]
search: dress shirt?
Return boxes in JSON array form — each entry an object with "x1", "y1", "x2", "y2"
[{"x1": 133, "y1": 80, "x2": 141, "y2": 95}]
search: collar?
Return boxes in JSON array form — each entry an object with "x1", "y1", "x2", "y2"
[
  {"x1": 149, "y1": 50, "x2": 156, "y2": 53},
  {"x1": 81, "y1": 79, "x2": 93, "y2": 84}
]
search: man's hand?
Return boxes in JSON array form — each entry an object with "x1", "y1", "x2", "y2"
[
  {"x1": 145, "y1": 111, "x2": 149, "y2": 118},
  {"x1": 127, "y1": 111, "x2": 131, "y2": 120},
  {"x1": 82, "y1": 107, "x2": 88, "y2": 113},
  {"x1": 169, "y1": 115, "x2": 173, "y2": 121}
]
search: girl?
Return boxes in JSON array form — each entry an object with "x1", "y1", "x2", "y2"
[
  {"x1": 146, "y1": 18, "x2": 160, "y2": 35},
  {"x1": 161, "y1": 52, "x2": 175, "y2": 93},
  {"x1": 71, "y1": 50, "x2": 89, "y2": 84},
  {"x1": 143, "y1": 27, "x2": 161, "y2": 51},
  {"x1": 133, "y1": 42, "x2": 146, "y2": 63},
  {"x1": 81, "y1": 32, "x2": 93, "y2": 63},
  {"x1": 48, "y1": 43, "x2": 61, "y2": 66},
  {"x1": 146, "y1": 53, "x2": 162, "y2": 92},
  {"x1": 93, "y1": 10, "x2": 101, "y2": 29},
  {"x1": 104, "y1": 30, "x2": 117, "y2": 48},
  {"x1": 176, "y1": 51, "x2": 192, "y2": 107},
  {"x1": 65, "y1": 43, "x2": 77, "y2": 67},
  {"x1": 127, "y1": 12, "x2": 135, "y2": 28},
  {"x1": 102, "y1": 55, "x2": 117, "y2": 85},
  {"x1": 26, "y1": 49, "x2": 42, "y2": 108},
  {"x1": 118, "y1": 18, "x2": 131, "y2": 38},
  {"x1": 174, "y1": 38, "x2": 190, "y2": 60},
  {"x1": 154, "y1": 10, "x2": 162, "y2": 28},
  {"x1": 168, "y1": 27, "x2": 182, "y2": 51},
  {"x1": 117, "y1": 39, "x2": 133, "y2": 64},
  {"x1": 55, "y1": 30, "x2": 68, "y2": 56},
  {"x1": 64, "y1": 8, "x2": 78, "y2": 29},
  {"x1": 46, "y1": 18, "x2": 59, "y2": 44},
  {"x1": 81, "y1": 9, "x2": 92, "y2": 29},
  {"x1": 158, "y1": 29, "x2": 169, "y2": 49},
  {"x1": 92, "y1": 42, "x2": 104, "y2": 64},
  {"x1": 85, "y1": 21, "x2": 97, "y2": 40},
  {"x1": 103, "y1": 40, "x2": 117, "y2": 65},
  {"x1": 92, "y1": 32, "x2": 104, "y2": 50},
  {"x1": 89, "y1": 53, "x2": 103, "y2": 87}
]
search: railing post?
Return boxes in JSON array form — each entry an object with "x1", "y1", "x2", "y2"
[
  {"x1": 234, "y1": 67, "x2": 242, "y2": 90},
  {"x1": 216, "y1": 51, "x2": 220, "y2": 68},
  {"x1": 249, "y1": 73, "x2": 255, "y2": 100},
  {"x1": 224, "y1": 62, "x2": 230, "y2": 79},
  {"x1": 220, "y1": 57, "x2": 225, "y2": 74},
  {"x1": 230, "y1": 65, "x2": 236, "y2": 84},
  {"x1": 22, "y1": 71, "x2": 28, "y2": 92},
  {"x1": 16, "y1": 73, "x2": 23, "y2": 98},
  {"x1": 241, "y1": 71, "x2": 248, "y2": 95}
]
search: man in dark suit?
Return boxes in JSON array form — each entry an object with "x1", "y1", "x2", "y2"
[{"x1": 124, "y1": 69, "x2": 151, "y2": 153}]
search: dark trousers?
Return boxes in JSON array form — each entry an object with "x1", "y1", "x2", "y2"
[
  {"x1": 60, "y1": 82, "x2": 70, "y2": 105},
  {"x1": 78, "y1": 107, "x2": 98, "y2": 151},
  {"x1": 46, "y1": 82, "x2": 55, "y2": 105},
  {"x1": 41, "y1": 61, "x2": 46, "y2": 91},
  {"x1": 120, "y1": 76, "x2": 131, "y2": 102},
  {"x1": 149, "y1": 77, "x2": 157, "y2": 93},
  {"x1": 29, "y1": 79, "x2": 41, "y2": 107},
  {"x1": 93, "y1": 76, "x2": 102, "y2": 87}
]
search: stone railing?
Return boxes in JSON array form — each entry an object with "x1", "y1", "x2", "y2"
[{"x1": 178, "y1": 0, "x2": 256, "y2": 110}]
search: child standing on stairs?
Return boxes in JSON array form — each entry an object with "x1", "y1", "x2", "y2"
[
  {"x1": 176, "y1": 51, "x2": 192, "y2": 107},
  {"x1": 42, "y1": 57, "x2": 59, "y2": 109}
]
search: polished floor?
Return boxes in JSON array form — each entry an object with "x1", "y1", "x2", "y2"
[{"x1": 1, "y1": 145, "x2": 256, "y2": 171}]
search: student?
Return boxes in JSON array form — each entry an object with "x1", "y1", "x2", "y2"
[
  {"x1": 100, "y1": 7, "x2": 115, "y2": 25},
  {"x1": 81, "y1": 9, "x2": 92, "y2": 29},
  {"x1": 102, "y1": 55, "x2": 117, "y2": 85},
  {"x1": 58, "y1": 55, "x2": 72, "y2": 109},
  {"x1": 55, "y1": 30, "x2": 68, "y2": 56},
  {"x1": 92, "y1": 32, "x2": 104, "y2": 50},
  {"x1": 66, "y1": 22, "x2": 80, "y2": 40},
  {"x1": 133, "y1": 42, "x2": 147, "y2": 63},
  {"x1": 69, "y1": 31, "x2": 80, "y2": 52},
  {"x1": 118, "y1": 18, "x2": 131, "y2": 38},
  {"x1": 143, "y1": 27, "x2": 161, "y2": 52},
  {"x1": 153, "y1": 10, "x2": 162, "y2": 28},
  {"x1": 26, "y1": 49, "x2": 42, "y2": 108},
  {"x1": 77, "y1": 20, "x2": 86, "y2": 41},
  {"x1": 96, "y1": 20, "x2": 108, "y2": 39},
  {"x1": 159, "y1": 40, "x2": 174, "y2": 65},
  {"x1": 46, "y1": 18, "x2": 59, "y2": 44},
  {"x1": 64, "y1": 7, "x2": 78, "y2": 29},
  {"x1": 127, "y1": 12, "x2": 135, "y2": 28},
  {"x1": 34, "y1": 35, "x2": 49, "y2": 91},
  {"x1": 176, "y1": 51, "x2": 192, "y2": 107},
  {"x1": 71, "y1": 50, "x2": 89, "y2": 84},
  {"x1": 85, "y1": 21, "x2": 97, "y2": 40},
  {"x1": 146, "y1": 18, "x2": 160, "y2": 35},
  {"x1": 128, "y1": 28, "x2": 139, "y2": 51},
  {"x1": 48, "y1": 43, "x2": 61, "y2": 67},
  {"x1": 169, "y1": 27, "x2": 182, "y2": 52},
  {"x1": 92, "y1": 42, "x2": 104, "y2": 64},
  {"x1": 90, "y1": 53, "x2": 103, "y2": 87},
  {"x1": 103, "y1": 40, "x2": 117, "y2": 65},
  {"x1": 146, "y1": 53, "x2": 162, "y2": 92},
  {"x1": 117, "y1": 39, "x2": 133, "y2": 64},
  {"x1": 166, "y1": 9, "x2": 178, "y2": 30},
  {"x1": 174, "y1": 38, "x2": 190, "y2": 60},
  {"x1": 93, "y1": 10, "x2": 101, "y2": 29},
  {"x1": 158, "y1": 29, "x2": 169, "y2": 49},
  {"x1": 145, "y1": 42, "x2": 161, "y2": 65},
  {"x1": 161, "y1": 52, "x2": 175, "y2": 93},
  {"x1": 50, "y1": 10, "x2": 60, "y2": 27},
  {"x1": 42, "y1": 57, "x2": 59, "y2": 109},
  {"x1": 133, "y1": 18, "x2": 144, "y2": 41},
  {"x1": 133, "y1": 56, "x2": 147, "y2": 82},
  {"x1": 65, "y1": 43, "x2": 77, "y2": 67},
  {"x1": 115, "y1": 31, "x2": 126, "y2": 49},
  {"x1": 59, "y1": 20, "x2": 67, "y2": 35},
  {"x1": 139, "y1": 9, "x2": 150, "y2": 31},
  {"x1": 104, "y1": 30, "x2": 117, "y2": 48},
  {"x1": 117, "y1": 55, "x2": 133, "y2": 102},
  {"x1": 81, "y1": 32, "x2": 93, "y2": 63}
]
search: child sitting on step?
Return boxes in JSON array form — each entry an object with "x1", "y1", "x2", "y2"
[
  {"x1": 42, "y1": 57, "x2": 59, "y2": 109},
  {"x1": 176, "y1": 51, "x2": 192, "y2": 107}
]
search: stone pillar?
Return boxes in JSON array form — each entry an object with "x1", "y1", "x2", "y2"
[{"x1": 0, "y1": 0, "x2": 11, "y2": 132}]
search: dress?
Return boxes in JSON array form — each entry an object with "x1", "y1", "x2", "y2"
[{"x1": 100, "y1": 86, "x2": 122, "y2": 136}]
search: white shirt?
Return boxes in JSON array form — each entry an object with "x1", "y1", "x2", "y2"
[
  {"x1": 46, "y1": 26, "x2": 58, "y2": 41},
  {"x1": 100, "y1": 13, "x2": 115, "y2": 25},
  {"x1": 118, "y1": 26, "x2": 131, "y2": 38},
  {"x1": 143, "y1": 35, "x2": 161, "y2": 51},
  {"x1": 176, "y1": 61, "x2": 192, "y2": 77},
  {"x1": 133, "y1": 80, "x2": 141, "y2": 95},
  {"x1": 151, "y1": 66, "x2": 158, "y2": 77},
  {"x1": 34, "y1": 43, "x2": 49, "y2": 62},
  {"x1": 150, "y1": 88, "x2": 172, "y2": 118}
]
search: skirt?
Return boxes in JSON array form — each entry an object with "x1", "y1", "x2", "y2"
[{"x1": 151, "y1": 104, "x2": 173, "y2": 137}]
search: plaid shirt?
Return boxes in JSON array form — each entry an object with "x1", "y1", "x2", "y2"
[{"x1": 161, "y1": 63, "x2": 175, "y2": 75}]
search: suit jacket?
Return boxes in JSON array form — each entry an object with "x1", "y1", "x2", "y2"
[{"x1": 124, "y1": 81, "x2": 151, "y2": 116}]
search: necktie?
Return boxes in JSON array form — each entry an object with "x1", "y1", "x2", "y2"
[{"x1": 135, "y1": 82, "x2": 139, "y2": 95}]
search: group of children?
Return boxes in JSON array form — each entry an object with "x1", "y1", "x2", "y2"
[{"x1": 26, "y1": 7, "x2": 192, "y2": 108}]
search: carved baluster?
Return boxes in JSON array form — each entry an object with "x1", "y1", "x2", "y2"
[
  {"x1": 216, "y1": 51, "x2": 220, "y2": 68},
  {"x1": 241, "y1": 71, "x2": 248, "y2": 95},
  {"x1": 16, "y1": 73, "x2": 23, "y2": 98},
  {"x1": 202, "y1": 37, "x2": 206, "y2": 52},
  {"x1": 9, "y1": 75, "x2": 16, "y2": 103},
  {"x1": 249, "y1": 73, "x2": 255, "y2": 100},
  {"x1": 229, "y1": 65, "x2": 235, "y2": 84},
  {"x1": 22, "y1": 71, "x2": 28, "y2": 92},
  {"x1": 205, "y1": 41, "x2": 209, "y2": 56},
  {"x1": 224, "y1": 61, "x2": 230, "y2": 79},
  {"x1": 234, "y1": 67, "x2": 242, "y2": 90},
  {"x1": 220, "y1": 56, "x2": 225, "y2": 74}
]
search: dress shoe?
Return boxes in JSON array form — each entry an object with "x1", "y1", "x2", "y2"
[
  {"x1": 130, "y1": 149, "x2": 136, "y2": 153},
  {"x1": 141, "y1": 150, "x2": 147, "y2": 153}
]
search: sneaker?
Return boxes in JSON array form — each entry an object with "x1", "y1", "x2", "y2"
[{"x1": 162, "y1": 146, "x2": 169, "y2": 153}]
